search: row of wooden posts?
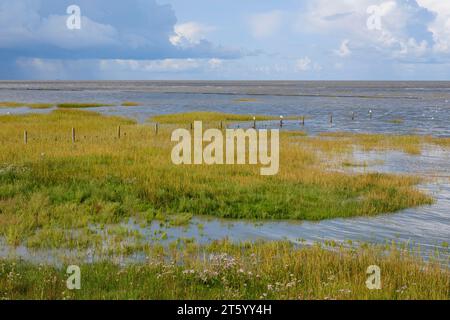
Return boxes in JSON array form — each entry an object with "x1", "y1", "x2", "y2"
[
  {"x1": 22, "y1": 111, "x2": 374, "y2": 144},
  {"x1": 23, "y1": 127, "x2": 89, "y2": 144},
  {"x1": 266, "y1": 110, "x2": 372, "y2": 128}
]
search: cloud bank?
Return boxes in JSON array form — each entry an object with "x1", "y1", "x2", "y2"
[
  {"x1": 0, "y1": 0, "x2": 242, "y2": 78},
  {"x1": 2, "y1": 0, "x2": 450, "y2": 80}
]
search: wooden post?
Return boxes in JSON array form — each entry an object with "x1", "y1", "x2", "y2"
[
  {"x1": 302, "y1": 116, "x2": 305, "y2": 126},
  {"x1": 220, "y1": 121, "x2": 223, "y2": 130},
  {"x1": 155, "y1": 123, "x2": 159, "y2": 135},
  {"x1": 280, "y1": 115, "x2": 283, "y2": 128},
  {"x1": 72, "y1": 127, "x2": 76, "y2": 143},
  {"x1": 352, "y1": 112, "x2": 355, "y2": 121},
  {"x1": 117, "y1": 125, "x2": 121, "y2": 139},
  {"x1": 329, "y1": 113, "x2": 333, "y2": 124},
  {"x1": 253, "y1": 117, "x2": 256, "y2": 129},
  {"x1": 190, "y1": 123, "x2": 193, "y2": 131},
  {"x1": 24, "y1": 130, "x2": 28, "y2": 144}
]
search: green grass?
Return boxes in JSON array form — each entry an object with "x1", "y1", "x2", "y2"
[{"x1": 0, "y1": 241, "x2": 448, "y2": 300}]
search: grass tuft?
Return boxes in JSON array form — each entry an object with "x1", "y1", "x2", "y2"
[
  {"x1": 121, "y1": 101, "x2": 141, "y2": 107},
  {"x1": 387, "y1": 119, "x2": 404, "y2": 124},
  {"x1": 57, "y1": 103, "x2": 113, "y2": 109},
  {"x1": 0, "y1": 101, "x2": 54, "y2": 109},
  {"x1": 234, "y1": 98, "x2": 258, "y2": 103}
]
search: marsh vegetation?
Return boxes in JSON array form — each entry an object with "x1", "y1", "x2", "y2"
[
  {"x1": 0, "y1": 110, "x2": 439, "y2": 247},
  {"x1": 0, "y1": 102, "x2": 54, "y2": 109},
  {"x1": 0, "y1": 109, "x2": 448, "y2": 299},
  {"x1": 0, "y1": 101, "x2": 143, "y2": 110}
]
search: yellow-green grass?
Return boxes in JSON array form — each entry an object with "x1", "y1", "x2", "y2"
[
  {"x1": 0, "y1": 240, "x2": 448, "y2": 300},
  {"x1": 429, "y1": 136, "x2": 450, "y2": 148},
  {"x1": 0, "y1": 110, "x2": 438, "y2": 248},
  {"x1": 150, "y1": 111, "x2": 278, "y2": 124},
  {"x1": 0, "y1": 101, "x2": 54, "y2": 109},
  {"x1": 387, "y1": 118, "x2": 404, "y2": 124},
  {"x1": 121, "y1": 101, "x2": 141, "y2": 107},
  {"x1": 234, "y1": 98, "x2": 258, "y2": 103},
  {"x1": 342, "y1": 161, "x2": 369, "y2": 168},
  {"x1": 317, "y1": 132, "x2": 450, "y2": 155},
  {"x1": 150, "y1": 112, "x2": 304, "y2": 126},
  {"x1": 57, "y1": 103, "x2": 113, "y2": 109}
]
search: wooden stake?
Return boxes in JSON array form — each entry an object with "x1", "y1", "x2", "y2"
[
  {"x1": 155, "y1": 123, "x2": 159, "y2": 135},
  {"x1": 330, "y1": 114, "x2": 333, "y2": 124},
  {"x1": 302, "y1": 116, "x2": 305, "y2": 126},
  {"x1": 117, "y1": 125, "x2": 121, "y2": 139},
  {"x1": 352, "y1": 112, "x2": 355, "y2": 121},
  {"x1": 24, "y1": 130, "x2": 28, "y2": 144},
  {"x1": 72, "y1": 127, "x2": 76, "y2": 143}
]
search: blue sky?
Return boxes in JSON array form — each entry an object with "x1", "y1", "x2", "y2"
[{"x1": 1, "y1": 0, "x2": 450, "y2": 80}]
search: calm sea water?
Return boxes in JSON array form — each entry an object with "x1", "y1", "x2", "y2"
[{"x1": 0, "y1": 81, "x2": 449, "y2": 263}]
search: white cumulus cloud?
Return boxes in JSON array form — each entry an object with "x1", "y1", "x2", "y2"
[
  {"x1": 297, "y1": 0, "x2": 439, "y2": 62},
  {"x1": 170, "y1": 22, "x2": 216, "y2": 47},
  {"x1": 417, "y1": 0, "x2": 450, "y2": 53}
]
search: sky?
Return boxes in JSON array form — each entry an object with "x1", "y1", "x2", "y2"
[{"x1": 1, "y1": 0, "x2": 450, "y2": 80}]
